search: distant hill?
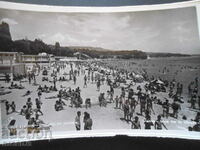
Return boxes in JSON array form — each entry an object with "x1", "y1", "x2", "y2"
[
  {"x1": 60, "y1": 46, "x2": 148, "y2": 59},
  {"x1": 147, "y1": 52, "x2": 190, "y2": 58},
  {"x1": 0, "y1": 22, "x2": 147, "y2": 59}
]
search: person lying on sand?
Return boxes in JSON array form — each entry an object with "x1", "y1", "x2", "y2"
[{"x1": 22, "y1": 90, "x2": 32, "y2": 97}]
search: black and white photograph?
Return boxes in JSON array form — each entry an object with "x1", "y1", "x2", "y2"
[{"x1": 0, "y1": 0, "x2": 200, "y2": 144}]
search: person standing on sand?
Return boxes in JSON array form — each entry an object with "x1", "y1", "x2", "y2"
[
  {"x1": 75, "y1": 111, "x2": 81, "y2": 130},
  {"x1": 91, "y1": 71, "x2": 94, "y2": 83},
  {"x1": 5, "y1": 73, "x2": 10, "y2": 83},
  {"x1": 83, "y1": 75, "x2": 87, "y2": 88},
  {"x1": 188, "y1": 82, "x2": 193, "y2": 96},
  {"x1": 83, "y1": 112, "x2": 93, "y2": 130},
  {"x1": 69, "y1": 70, "x2": 72, "y2": 80},
  {"x1": 35, "y1": 98, "x2": 43, "y2": 115},
  {"x1": 10, "y1": 101, "x2": 16, "y2": 113},
  {"x1": 190, "y1": 94, "x2": 197, "y2": 109},
  {"x1": 140, "y1": 94, "x2": 146, "y2": 115},
  {"x1": 131, "y1": 116, "x2": 141, "y2": 129},
  {"x1": 20, "y1": 105, "x2": 26, "y2": 115},
  {"x1": 83, "y1": 112, "x2": 88, "y2": 130},
  {"x1": 123, "y1": 100, "x2": 129, "y2": 120},
  {"x1": 28, "y1": 73, "x2": 31, "y2": 84},
  {"x1": 130, "y1": 97, "x2": 138, "y2": 113},
  {"x1": 26, "y1": 98, "x2": 32, "y2": 109},
  {"x1": 195, "y1": 77, "x2": 198, "y2": 88},
  {"x1": 119, "y1": 95, "x2": 123, "y2": 109},
  {"x1": 5, "y1": 101, "x2": 10, "y2": 115},
  {"x1": 162, "y1": 99, "x2": 170, "y2": 118},
  {"x1": 85, "y1": 98, "x2": 91, "y2": 109},
  {"x1": 171, "y1": 100, "x2": 181, "y2": 119},
  {"x1": 73, "y1": 75, "x2": 76, "y2": 85},
  {"x1": 115, "y1": 95, "x2": 119, "y2": 108},
  {"x1": 53, "y1": 76, "x2": 57, "y2": 90},
  {"x1": 146, "y1": 95, "x2": 154, "y2": 115},
  {"x1": 154, "y1": 115, "x2": 167, "y2": 130},
  {"x1": 97, "y1": 79, "x2": 101, "y2": 91},
  {"x1": 144, "y1": 114, "x2": 153, "y2": 129},
  {"x1": 85, "y1": 113, "x2": 93, "y2": 130},
  {"x1": 37, "y1": 91, "x2": 42, "y2": 100}
]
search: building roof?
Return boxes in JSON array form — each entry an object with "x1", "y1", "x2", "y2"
[
  {"x1": 0, "y1": 52, "x2": 19, "y2": 54},
  {"x1": 22, "y1": 54, "x2": 49, "y2": 57}
]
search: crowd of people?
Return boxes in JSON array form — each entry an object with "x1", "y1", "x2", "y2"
[{"x1": 1, "y1": 59, "x2": 200, "y2": 135}]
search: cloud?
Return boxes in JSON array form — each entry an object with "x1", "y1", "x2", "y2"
[
  {"x1": 0, "y1": 7, "x2": 199, "y2": 54},
  {"x1": 45, "y1": 33, "x2": 66, "y2": 44},
  {"x1": 0, "y1": 18, "x2": 18, "y2": 25},
  {"x1": 38, "y1": 34, "x2": 46, "y2": 38}
]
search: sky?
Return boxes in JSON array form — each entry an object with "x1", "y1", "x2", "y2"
[{"x1": 0, "y1": 7, "x2": 200, "y2": 54}]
